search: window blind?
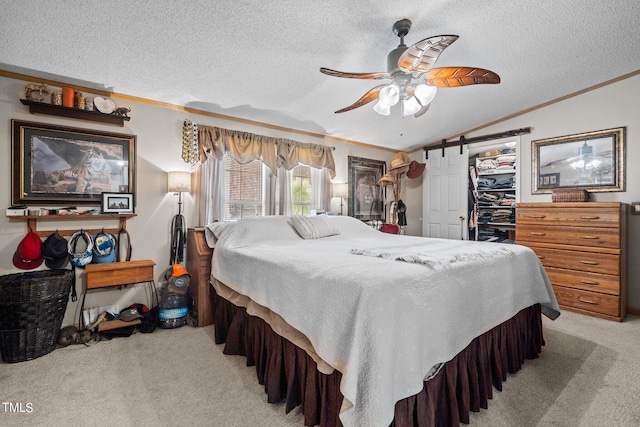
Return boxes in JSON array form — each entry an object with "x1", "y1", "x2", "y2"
[{"x1": 224, "y1": 155, "x2": 262, "y2": 220}]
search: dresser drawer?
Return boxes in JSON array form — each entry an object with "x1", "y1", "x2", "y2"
[
  {"x1": 553, "y1": 286, "x2": 619, "y2": 317},
  {"x1": 526, "y1": 246, "x2": 619, "y2": 275},
  {"x1": 546, "y1": 267, "x2": 619, "y2": 295},
  {"x1": 517, "y1": 206, "x2": 620, "y2": 227},
  {"x1": 517, "y1": 224, "x2": 619, "y2": 249}
]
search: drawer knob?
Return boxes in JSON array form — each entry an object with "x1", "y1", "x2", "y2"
[
  {"x1": 530, "y1": 232, "x2": 546, "y2": 236},
  {"x1": 579, "y1": 260, "x2": 598, "y2": 265},
  {"x1": 580, "y1": 279, "x2": 600, "y2": 286},
  {"x1": 537, "y1": 255, "x2": 545, "y2": 260},
  {"x1": 578, "y1": 296, "x2": 599, "y2": 305},
  {"x1": 580, "y1": 216, "x2": 600, "y2": 220},
  {"x1": 529, "y1": 215, "x2": 546, "y2": 219},
  {"x1": 580, "y1": 235, "x2": 600, "y2": 240}
]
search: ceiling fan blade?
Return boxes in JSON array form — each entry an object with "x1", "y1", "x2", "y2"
[
  {"x1": 398, "y1": 35, "x2": 459, "y2": 73},
  {"x1": 334, "y1": 85, "x2": 386, "y2": 113},
  {"x1": 423, "y1": 67, "x2": 501, "y2": 87},
  {"x1": 320, "y1": 67, "x2": 390, "y2": 80}
]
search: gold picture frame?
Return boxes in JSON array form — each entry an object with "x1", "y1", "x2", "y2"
[
  {"x1": 532, "y1": 127, "x2": 625, "y2": 194},
  {"x1": 12, "y1": 120, "x2": 136, "y2": 205}
]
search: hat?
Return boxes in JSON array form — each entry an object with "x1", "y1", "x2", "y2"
[
  {"x1": 377, "y1": 173, "x2": 396, "y2": 186},
  {"x1": 168, "y1": 264, "x2": 190, "y2": 294},
  {"x1": 68, "y1": 231, "x2": 93, "y2": 268},
  {"x1": 389, "y1": 152, "x2": 410, "y2": 174},
  {"x1": 172, "y1": 264, "x2": 189, "y2": 277},
  {"x1": 92, "y1": 231, "x2": 116, "y2": 264},
  {"x1": 41, "y1": 232, "x2": 69, "y2": 269},
  {"x1": 13, "y1": 231, "x2": 43, "y2": 270},
  {"x1": 406, "y1": 160, "x2": 426, "y2": 179},
  {"x1": 119, "y1": 306, "x2": 144, "y2": 322}
]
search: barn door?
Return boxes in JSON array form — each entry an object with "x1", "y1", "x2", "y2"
[{"x1": 422, "y1": 145, "x2": 469, "y2": 239}]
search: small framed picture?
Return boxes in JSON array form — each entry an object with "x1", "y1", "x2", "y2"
[{"x1": 101, "y1": 192, "x2": 134, "y2": 214}]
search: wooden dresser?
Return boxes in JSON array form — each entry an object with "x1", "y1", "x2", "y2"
[
  {"x1": 186, "y1": 227, "x2": 215, "y2": 327},
  {"x1": 516, "y1": 202, "x2": 627, "y2": 321}
]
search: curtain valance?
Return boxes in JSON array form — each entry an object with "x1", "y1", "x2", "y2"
[
  {"x1": 198, "y1": 125, "x2": 279, "y2": 175},
  {"x1": 191, "y1": 122, "x2": 335, "y2": 178},
  {"x1": 276, "y1": 140, "x2": 336, "y2": 179}
]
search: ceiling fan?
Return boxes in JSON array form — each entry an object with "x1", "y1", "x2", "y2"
[{"x1": 320, "y1": 19, "x2": 500, "y2": 118}]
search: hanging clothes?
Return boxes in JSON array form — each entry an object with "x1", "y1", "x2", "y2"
[{"x1": 397, "y1": 200, "x2": 407, "y2": 226}]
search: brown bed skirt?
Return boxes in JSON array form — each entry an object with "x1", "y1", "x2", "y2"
[{"x1": 212, "y1": 288, "x2": 544, "y2": 427}]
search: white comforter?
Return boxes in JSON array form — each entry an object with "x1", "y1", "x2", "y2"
[{"x1": 206, "y1": 215, "x2": 560, "y2": 427}]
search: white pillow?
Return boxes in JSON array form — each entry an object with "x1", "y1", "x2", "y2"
[{"x1": 290, "y1": 216, "x2": 340, "y2": 239}]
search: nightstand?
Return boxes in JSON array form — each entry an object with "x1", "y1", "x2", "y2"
[{"x1": 186, "y1": 228, "x2": 215, "y2": 327}]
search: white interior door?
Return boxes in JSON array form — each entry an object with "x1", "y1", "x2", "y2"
[{"x1": 422, "y1": 145, "x2": 469, "y2": 239}]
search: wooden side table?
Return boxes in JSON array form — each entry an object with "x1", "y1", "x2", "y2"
[
  {"x1": 84, "y1": 260, "x2": 156, "y2": 331},
  {"x1": 186, "y1": 228, "x2": 214, "y2": 327}
]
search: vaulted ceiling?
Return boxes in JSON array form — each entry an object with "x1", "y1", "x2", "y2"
[{"x1": 1, "y1": 1, "x2": 639, "y2": 151}]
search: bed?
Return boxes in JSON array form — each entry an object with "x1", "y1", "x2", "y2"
[{"x1": 204, "y1": 215, "x2": 560, "y2": 427}]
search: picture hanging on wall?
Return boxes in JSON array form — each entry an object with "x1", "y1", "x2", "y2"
[
  {"x1": 348, "y1": 156, "x2": 385, "y2": 221},
  {"x1": 11, "y1": 120, "x2": 136, "y2": 205},
  {"x1": 532, "y1": 127, "x2": 625, "y2": 193}
]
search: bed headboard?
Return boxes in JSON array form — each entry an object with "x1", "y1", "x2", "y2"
[{"x1": 186, "y1": 227, "x2": 214, "y2": 327}]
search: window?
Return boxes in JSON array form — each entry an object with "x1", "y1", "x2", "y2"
[
  {"x1": 224, "y1": 155, "x2": 263, "y2": 220},
  {"x1": 224, "y1": 154, "x2": 321, "y2": 219},
  {"x1": 291, "y1": 164, "x2": 312, "y2": 215}
]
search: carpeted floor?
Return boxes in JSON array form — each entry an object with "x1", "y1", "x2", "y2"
[{"x1": 1, "y1": 310, "x2": 639, "y2": 426}]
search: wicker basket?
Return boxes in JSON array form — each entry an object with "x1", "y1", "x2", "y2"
[
  {"x1": 0, "y1": 270, "x2": 73, "y2": 363},
  {"x1": 551, "y1": 189, "x2": 590, "y2": 202}
]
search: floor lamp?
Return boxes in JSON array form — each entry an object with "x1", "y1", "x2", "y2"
[
  {"x1": 333, "y1": 183, "x2": 348, "y2": 215},
  {"x1": 168, "y1": 171, "x2": 191, "y2": 265}
]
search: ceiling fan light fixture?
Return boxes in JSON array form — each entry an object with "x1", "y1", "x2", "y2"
[
  {"x1": 402, "y1": 96, "x2": 421, "y2": 116},
  {"x1": 373, "y1": 100, "x2": 391, "y2": 115},
  {"x1": 320, "y1": 19, "x2": 500, "y2": 117},
  {"x1": 379, "y1": 84, "x2": 400, "y2": 107},
  {"x1": 414, "y1": 84, "x2": 437, "y2": 105}
]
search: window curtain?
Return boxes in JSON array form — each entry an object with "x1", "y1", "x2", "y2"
[
  {"x1": 195, "y1": 156, "x2": 225, "y2": 226},
  {"x1": 276, "y1": 167, "x2": 293, "y2": 216},
  {"x1": 198, "y1": 125, "x2": 279, "y2": 176},
  {"x1": 311, "y1": 167, "x2": 330, "y2": 212},
  {"x1": 191, "y1": 123, "x2": 336, "y2": 222},
  {"x1": 276, "y1": 140, "x2": 336, "y2": 179}
]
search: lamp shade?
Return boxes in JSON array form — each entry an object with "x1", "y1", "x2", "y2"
[
  {"x1": 167, "y1": 171, "x2": 191, "y2": 192},
  {"x1": 414, "y1": 84, "x2": 437, "y2": 105},
  {"x1": 333, "y1": 183, "x2": 348, "y2": 198}
]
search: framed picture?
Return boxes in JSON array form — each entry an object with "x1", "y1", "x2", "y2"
[
  {"x1": 538, "y1": 172, "x2": 560, "y2": 189},
  {"x1": 348, "y1": 156, "x2": 385, "y2": 221},
  {"x1": 12, "y1": 119, "x2": 136, "y2": 205},
  {"x1": 101, "y1": 192, "x2": 134, "y2": 214},
  {"x1": 532, "y1": 127, "x2": 625, "y2": 193}
]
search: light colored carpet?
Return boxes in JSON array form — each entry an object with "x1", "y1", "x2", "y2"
[{"x1": 1, "y1": 311, "x2": 639, "y2": 426}]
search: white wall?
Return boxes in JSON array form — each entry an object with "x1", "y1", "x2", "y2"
[
  {"x1": 464, "y1": 73, "x2": 640, "y2": 310},
  {"x1": 0, "y1": 73, "x2": 402, "y2": 326}
]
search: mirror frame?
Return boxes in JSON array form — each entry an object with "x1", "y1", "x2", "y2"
[{"x1": 531, "y1": 127, "x2": 625, "y2": 194}]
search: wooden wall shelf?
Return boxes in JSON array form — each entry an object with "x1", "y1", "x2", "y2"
[
  {"x1": 20, "y1": 99, "x2": 129, "y2": 126},
  {"x1": 8, "y1": 213, "x2": 137, "y2": 237}
]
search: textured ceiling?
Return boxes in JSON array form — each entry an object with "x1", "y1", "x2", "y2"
[{"x1": 1, "y1": 0, "x2": 639, "y2": 151}]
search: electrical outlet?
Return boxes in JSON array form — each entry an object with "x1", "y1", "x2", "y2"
[{"x1": 631, "y1": 202, "x2": 640, "y2": 215}]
